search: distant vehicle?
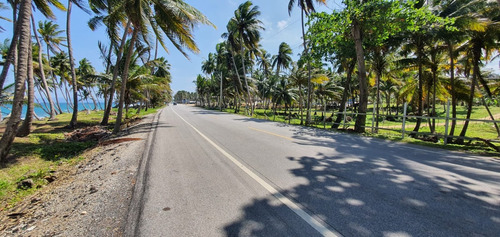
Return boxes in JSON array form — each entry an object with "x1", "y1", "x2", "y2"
[{"x1": 173, "y1": 102, "x2": 177, "y2": 105}]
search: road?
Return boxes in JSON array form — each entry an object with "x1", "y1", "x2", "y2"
[{"x1": 132, "y1": 105, "x2": 500, "y2": 237}]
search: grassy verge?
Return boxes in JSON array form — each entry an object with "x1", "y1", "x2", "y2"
[
  {"x1": 215, "y1": 105, "x2": 500, "y2": 157},
  {"x1": 0, "y1": 106, "x2": 163, "y2": 209}
]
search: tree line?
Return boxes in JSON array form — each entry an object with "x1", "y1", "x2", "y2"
[
  {"x1": 0, "y1": 0, "x2": 213, "y2": 162},
  {"x1": 195, "y1": 0, "x2": 499, "y2": 144}
]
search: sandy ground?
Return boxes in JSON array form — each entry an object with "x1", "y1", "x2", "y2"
[{"x1": 0, "y1": 113, "x2": 156, "y2": 236}]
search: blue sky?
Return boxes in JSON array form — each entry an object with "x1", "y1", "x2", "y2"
[
  {"x1": 0, "y1": 0, "x2": 336, "y2": 94},
  {"x1": 0, "y1": 0, "x2": 498, "y2": 95}
]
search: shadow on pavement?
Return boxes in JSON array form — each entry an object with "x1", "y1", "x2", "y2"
[{"x1": 224, "y1": 127, "x2": 500, "y2": 236}]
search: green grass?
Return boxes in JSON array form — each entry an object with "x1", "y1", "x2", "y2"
[
  {"x1": 0, "y1": 106, "x2": 164, "y2": 209},
  {"x1": 216, "y1": 105, "x2": 500, "y2": 156}
]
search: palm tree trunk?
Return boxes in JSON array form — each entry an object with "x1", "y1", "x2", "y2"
[
  {"x1": 333, "y1": 63, "x2": 353, "y2": 129},
  {"x1": 31, "y1": 14, "x2": 56, "y2": 120},
  {"x1": 102, "y1": 20, "x2": 131, "y2": 126},
  {"x1": 299, "y1": 84, "x2": 304, "y2": 125},
  {"x1": 0, "y1": 0, "x2": 32, "y2": 162},
  {"x1": 375, "y1": 70, "x2": 381, "y2": 133},
  {"x1": 457, "y1": 43, "x2": 481, "y2": 144},
  {"x1": 17, "y1": 36, "x2": 35, "y2": 137},
  {"x1": 0, "y1": 5, "x2": 19, "y2": 95},
  {"x1": 412, "y1": 37, "x2": 424, "y2": 136},
  {"x1": 36, "y1": 87, "x2": 51, "y2": 114},
  {"x1": 239, "y1": 37, "x2": 253, "y2": 116},
  {"x1": 352, "y1": 18, "x2": 368, "y2": 133},
  {"x1": 448, "y1": 41, "x2": 457, "y2": 143},
  {"x1": 301, "y1": 10, "x2": 313, "y2": 126},
  {"x1": 114, "y1": 27, "x2": 138, "y2": 134},
  {"x1": 67, "y1": 0, "x2": 79, "y2": 128}
]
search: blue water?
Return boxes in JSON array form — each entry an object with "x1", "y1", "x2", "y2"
[{"x1": 1, "y1": 102, "x2": 105, "y2": 119}]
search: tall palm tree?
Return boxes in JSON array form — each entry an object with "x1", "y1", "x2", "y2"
[
  {"x1": 272, "y1": 42, "x2": 293, "y2": 76},
  {"x1": 38, "y1": 20, "x2": 66, "y2": 114},
  {"x1": 32, "y1": 18, "x2": 57, "y2": 120},
  {"x1": 0, "y1": 0, "x2": 65, "y2": 96},
  {"x1": 228, "y1": 1, "x2": 264, "y2": 116},
  {"x1": 66, "y1": 0, "x2": 89, "y2": 128},
  {"x1": 456, "y1": 0, "x2": 500, "y2": 143},
  {"x1": 288, "y1": 0, "x2": 326, "y2": 125},
  {"x1": 113, "y1": 0, "x2": 214, "y2": 133},
  {"x1": 0, "y1": 0, "x2": 32, "y2": 161}
]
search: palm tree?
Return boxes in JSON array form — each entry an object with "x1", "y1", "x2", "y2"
[
  {"x1": 112, "y1": 0, "x2": 214, "y2": 133},
  {"x1": 77, "y1": 58, "x2": 100, "y2": 110},
  {"x1": 51, "y1": 51, "x2": 72, "y2": 111},
  {"x1": 272, "y1": 42, "x2": 293, "y2": 76},
  {"x1": 32, "y1": 18, "x2": 57, "y2": 120},
  {"x1": 456, "y1": 1, "x2": 500, "y2": 143},
  {"x1": 288, "y1": 0, "x2": 326, "y2": 125},
  {"x1": 289, "y1": 63, "x2": 308, "y2": 125},
  {"x1": 228, "y1": 1, "x2": 264, "y2": 116},
  {"x1": 17, "y1": 37, "x2": 35, "y2": 137},
  {"x1": 272, "y1": 77, "x2": 296, "y2": 123},
  {"x1": 0, "y1": 0, "x2": 65, "y2": 96},
  {"x1": 314, "y1": 77, "x2": 342, "y2": 128},
  {"x1": 0, "y1": 0, "x2": 32, "y2": 161},
  {"x1": 66, "y1": 0, "x2": 89, "y2": 128},
  {"x1": 38, "y1": 20, "x2": 66, "y2": 114}
]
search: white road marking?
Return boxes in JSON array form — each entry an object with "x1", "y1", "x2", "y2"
[{"x1": 172, "y1": 108, "x2": 341, "y2": 237}]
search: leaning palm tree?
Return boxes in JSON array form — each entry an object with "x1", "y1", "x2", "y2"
[
  {"x1": 288, "y1": 0, "x2": 326, "y2": 125},
  {"x1": 227, "y1": 1, "x2": 264, "y2": 116},
  {"x1": 0, "y1": 0, "x2": 32, "y2": 161},
  {"x1": 272, "y1": 42, "x2": 293, "y2": 76}
]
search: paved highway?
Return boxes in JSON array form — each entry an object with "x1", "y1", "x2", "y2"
[{"x1": 133, "y1": 105, "x2": 500, "y2": 236}]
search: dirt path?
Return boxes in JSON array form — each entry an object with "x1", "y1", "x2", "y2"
[{"x1": 0, "y1": 113, "x2": 156, "y2": 236}]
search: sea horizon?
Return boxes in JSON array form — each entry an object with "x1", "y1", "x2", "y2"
[{"x1": 1, "y1": 102, "x2": 106, "y2": 120}]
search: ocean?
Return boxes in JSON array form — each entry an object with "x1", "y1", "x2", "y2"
[{"x1": 1, "y1": 102, "x2": 105, "y2": 120}]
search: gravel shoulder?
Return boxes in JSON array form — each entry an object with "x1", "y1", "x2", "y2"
[{"x1": 0, "y1": 112, "x2": 158, "y2": 236}]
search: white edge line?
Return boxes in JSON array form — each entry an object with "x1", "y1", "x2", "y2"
[{"x1": 172, "y1": 108, "x2": 341, "y2": 237}]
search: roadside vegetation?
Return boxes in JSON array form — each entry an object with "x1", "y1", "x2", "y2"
[
  {"x1": 193, "y1": 0, "x2": 500, "y2": 155},
  {"x1": 0, "y1": 0, "x2": 213, "y2": 162},
  {"x1": 0, "y1": 106, "x2": 162, "y2": 209}
]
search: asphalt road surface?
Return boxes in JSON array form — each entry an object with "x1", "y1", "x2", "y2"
[{"x1": 133, "y1": 105, "x2": 500, "y2": 237}]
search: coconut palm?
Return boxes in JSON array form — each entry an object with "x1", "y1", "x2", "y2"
[
  {"x1": 456, "y1": 1, "x2": 500, "y2": 143},
  {"x1": 32, "y1": 19, "x2": 57, "y2": 119},
  {"x1": 288, "y1": 0, "x2": 326, "y2": 125},
  {"x1": 289, "y1": 63, "x2": 308, "y2": 125},
  {"x1": 314, "y1": 77, "x2": 342, "y2": 128},
  {"x1": 272, "y1": 42, "x2": 293, "y2": 76},
  {"x1": 272, "y1": 77, "x2": 296, "y2": 123},
  {"x1": 0, "y1": 0, "x2": 32, "y2": 161},
  {"x1": 110, "y1": 0, "x2": 213, "y2": 133},
  {"x1": 38, "y1": 20, "x2": 66, "y2": 114},
  {"x1": 0, "y1": 0, "x2": 65, "y2": 95},
  {"x1": 227, "y1": 1, "x2": 264, "y2": 116}
]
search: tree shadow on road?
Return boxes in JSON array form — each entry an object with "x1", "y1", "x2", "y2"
[{"x1": 224, "y1": 128, "x2": 500, "y2": 236}]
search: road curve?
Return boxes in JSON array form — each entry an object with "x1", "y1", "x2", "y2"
[{"x1": 134, "y1": 105, "x2": 500, "y2": 237}]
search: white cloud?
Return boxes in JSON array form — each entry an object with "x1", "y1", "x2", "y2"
[{"x1": 277, "y1": 20, "x2": 288, "y2": 31}]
